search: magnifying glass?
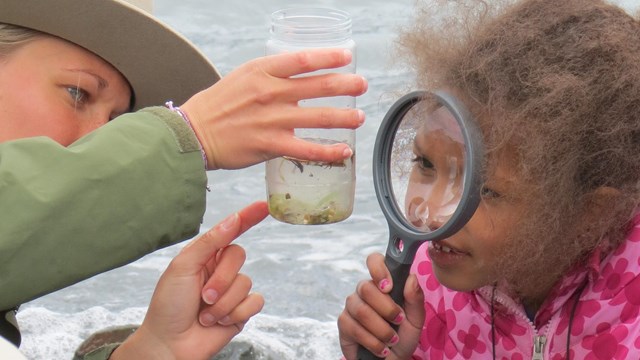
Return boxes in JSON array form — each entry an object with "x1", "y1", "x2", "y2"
[{"x1": 358, "y1": 90, "x2": 485, "y2": 359}]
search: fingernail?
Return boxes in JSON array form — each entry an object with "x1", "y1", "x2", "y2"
[
  {"x1": 357, "y1": 109, "x2": 365, "y2": 125},
  {"x1": 343, "y1": 146, "x2": 353, "y2": 158},
  {"x1": 343, "y1": 49, "x2": 352, "y2": 62},
  {"x1": 199, "y1": 313, "x2": 216, "y2": 327},
  {"x1": 378, "y1": 348, "x2": 390, "y2": 357},
  {"x1": 388, "y1": 334, "x2": 399, "y2": 346},
  {"x1": 203, "y1": 289, "x2": 218, "y2": 305},
  {"x1": 393, "y1": 312, "x2": 404, "y2": 324},
  {"x1": 219, "y1": 213, "x2": 238, "y2": 231},
  {"x1": 217, "y1": 315, "x2": 231, "y2": 325},
  {"x1": 379, "y1": 279, "x2": 390, "y2": 291}
]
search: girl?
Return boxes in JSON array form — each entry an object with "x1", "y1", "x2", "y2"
[{"x1": 338, "y1": 0, "x2": 640, "y2": 358}]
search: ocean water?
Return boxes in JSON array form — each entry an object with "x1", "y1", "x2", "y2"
[{"x1": 16, "y1": 0, "x2": 640, "y2": 359}]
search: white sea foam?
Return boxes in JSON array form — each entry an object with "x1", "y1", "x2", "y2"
[
  {"x1": 17, "y1": 306, "x2": 145, "y2": 359},
  {"x1": 232, "y1": 315, "x2": 344, "y2": 359},
  {"x1": 18, "y1": 307, "x2": 342, "y2": 360}
]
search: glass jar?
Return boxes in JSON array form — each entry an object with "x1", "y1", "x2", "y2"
[{"x1": 265, "y1": 7, "x2": 357, "y2": 225}]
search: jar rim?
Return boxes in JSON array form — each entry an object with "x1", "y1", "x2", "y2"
[{"x1": 270, "y1": 7, "x2": 352, "y2": 43}]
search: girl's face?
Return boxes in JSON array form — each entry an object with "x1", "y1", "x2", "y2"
[
  {"x1": 0, "y1": 35, "x2": 131, "y2": 145},
  {"x1": 406, "y1": 115, "x2": 526, "y2": 292},
  {"x1": 404, "y1": 107, "x2": 465, "y2": 231}
]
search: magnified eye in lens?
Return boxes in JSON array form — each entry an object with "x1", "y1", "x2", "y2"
[{"x1": 390, "y1": 98, "x2": 466, "y2": 233}]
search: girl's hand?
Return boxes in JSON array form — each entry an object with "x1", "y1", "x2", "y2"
[
  {"x1": 182, "y1": 48, "x2": 368, "y2": 170},
  {"x1": 110, "y1": 202, "x2": 268, "y2": 360},
  {"x1": 338, "y1": 253, "x2": 426, "y2": 359}
]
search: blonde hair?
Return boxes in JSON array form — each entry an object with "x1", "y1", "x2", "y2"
[{"x1": 0, "y1": 23, "x2": 42, "y2": 59}]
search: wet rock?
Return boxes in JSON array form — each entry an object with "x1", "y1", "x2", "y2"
[
  {"x1": 211, "y1": 339, "x2": 265, "y2": 360},
  {"x1": 74, "y1": 326, "x2": 267, "y2": 360}
]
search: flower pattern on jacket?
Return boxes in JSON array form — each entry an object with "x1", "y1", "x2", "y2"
[
  {"x1": 582, "y1": 323, "x2": 629, "y2": 360},
  {"x1": 593, "y1": 258, "x2": 635, "y2": 299},
  {"x1": 409, "y1": 218, "x2": 640, "y2": 359},
  {"x1": 421, "y1": 298, "x2": 459, "y2": 359},
  {"x1": 457, "y1": 324, "x2": 488, "y2": 357}
]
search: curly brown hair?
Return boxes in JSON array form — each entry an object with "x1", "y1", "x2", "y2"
[{"x1": 399, "y1": 0, "x2": 640, "y2": 297}]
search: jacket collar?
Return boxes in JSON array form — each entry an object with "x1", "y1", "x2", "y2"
[{"x1": 476, "y1": 216, "x2": 640, "y2": 328}]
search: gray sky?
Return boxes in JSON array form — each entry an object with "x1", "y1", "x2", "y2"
[{"x1": 612, "y1": 0, "x2": 640, "y2": 12}]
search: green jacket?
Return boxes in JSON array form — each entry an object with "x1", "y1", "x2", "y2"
[{"x1": 0, "y1": 107, "x2": 208, "y2": 357}]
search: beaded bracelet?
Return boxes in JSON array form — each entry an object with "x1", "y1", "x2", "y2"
[{"x1": 164, "y1": 101, "x2": 209, "y2": 170}]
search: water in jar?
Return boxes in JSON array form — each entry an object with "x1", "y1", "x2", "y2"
[{"x1": 266, "y1": 139, "x2": 355, "y2": 225}]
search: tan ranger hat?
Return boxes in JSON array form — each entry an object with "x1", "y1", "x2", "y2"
[{"x1": 0, "y1": 0, "x2": 221, "y2": 109}]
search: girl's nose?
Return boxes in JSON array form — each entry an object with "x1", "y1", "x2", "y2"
[
  {"x1": 407, "y1": 197, "x2": 446, "y2": 232},
  {"x1": 426, "y1": 212, "x2": 445, "y2": 231}
]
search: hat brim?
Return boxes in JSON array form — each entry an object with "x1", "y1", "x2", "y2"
[{"x1": 0, "y1": 0, "x2": 221, "y2": 109}]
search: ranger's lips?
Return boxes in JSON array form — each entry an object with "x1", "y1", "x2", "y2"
[{"x1": 431, "y1": 240, "x2": 469, "y2": 255}]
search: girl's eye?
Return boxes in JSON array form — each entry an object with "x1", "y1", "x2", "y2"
[
  {"x1": 66, "y1": 86, "x2": 89, "y2": 105},
  {"x1": 412, "y1": 156, "x2": 435, "y2": 171},
  {"x1": 480, "y1": 185, "x2": 501, "y2": 200}
]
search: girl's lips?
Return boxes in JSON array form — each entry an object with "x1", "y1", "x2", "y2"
[{"x1": 428, "y1": 240, "x2": 470, "y2": 268}]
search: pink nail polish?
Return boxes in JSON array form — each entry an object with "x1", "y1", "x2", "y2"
[
  {"x1": 393, "y1": 312, "x2": 404, "y2": 324},
  {"x1": 389, "y1": 334, "x2": 399, "y2": 345},
  {"x1": 379, "y1": 279, "x2": 390, "y2": 291},
  {"x1": 379, "y1": 348, "x2": 390, "y2": 357}
]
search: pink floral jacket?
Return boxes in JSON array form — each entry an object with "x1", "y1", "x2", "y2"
[{"x1": 410, "y1": 220, "x2": 640, "y2": 359}]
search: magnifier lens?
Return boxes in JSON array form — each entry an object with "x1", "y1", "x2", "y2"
[{"x1": 390, "y1": 98, "x2": 467, "y2": 233}]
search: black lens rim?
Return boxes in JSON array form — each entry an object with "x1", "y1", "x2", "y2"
[{"x1": 372, "y1": 90, "x2": 485, "y2": 264}]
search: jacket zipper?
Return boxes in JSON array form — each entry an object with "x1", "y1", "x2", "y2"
[
  {"x1": 532, "y1": 335, "x2": 547, "y2": 360},
  {"x1": 482, "y1": 288, "x2": 550, "y2": 359}
]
